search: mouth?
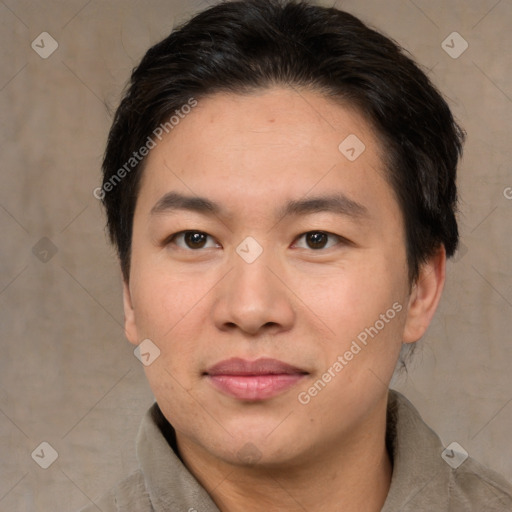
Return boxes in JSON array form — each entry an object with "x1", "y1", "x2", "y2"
[{"x1": 204, "y1": 357, "x2": 309, "y2": 401}]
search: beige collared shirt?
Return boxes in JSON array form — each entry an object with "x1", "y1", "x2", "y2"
[{"x1": 80, "y1": 390, "x2": 512, "y2": 511}]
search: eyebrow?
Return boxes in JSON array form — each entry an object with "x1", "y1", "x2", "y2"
[{"x1": 150, "y1": 191, "x2": 369, "y2": 221}]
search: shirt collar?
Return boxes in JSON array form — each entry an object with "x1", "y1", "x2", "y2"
[{"x1": 381, "y1": 390, "x2": 451, "y2": 510}]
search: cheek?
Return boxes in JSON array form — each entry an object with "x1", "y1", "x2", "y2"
[
  {"x1": 131, "y1": 267, "x2": 201, "y2": 335},
  {"x1": 313, "y1": 258, "x2": 399, "y2": 324},
  {"x1": 307, "y1": 256, "x2": 407, "y2": 373},
  {"x1": 129, "y1": 267, "x2": 218, "y2": 382}
]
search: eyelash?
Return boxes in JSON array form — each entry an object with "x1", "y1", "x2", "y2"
[{"x1": 163, "y1": 230, "x2": 347, "y2": 251}]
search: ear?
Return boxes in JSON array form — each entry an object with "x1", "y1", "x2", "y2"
[
  {"x1": 403, "y1": 245, "x2": 446, "y2": 344},
  {"x1": 122, "y1": 278, "x2": 139, "y2": 346}
]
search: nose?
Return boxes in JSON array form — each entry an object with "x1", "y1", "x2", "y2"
[{"x1": 211, "y1": 245, "x2": 296, "y2": 336}]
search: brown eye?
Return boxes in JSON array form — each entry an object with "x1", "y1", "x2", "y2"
[
  {"x1": 294, "y1": 231, "x2": 341, "y2": 250},
  {"x1": 306, "y1": 232, "x2": 328, "y2": 249},
  {"x1": 166, "y1": 231, "x2": 218, "y2": 250},
  {"x1": 184, "y1": 231, "x2": 208, "y2": 249}
]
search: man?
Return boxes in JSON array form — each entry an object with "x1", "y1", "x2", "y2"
[{"x1": 84, "y1": 0, "x2": 512, "y2": 510}]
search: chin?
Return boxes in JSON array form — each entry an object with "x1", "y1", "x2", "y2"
[{"x1": 213, "y1": 428, "x2": 307, "y2": 467}]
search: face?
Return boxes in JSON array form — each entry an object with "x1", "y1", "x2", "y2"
[{"x1": 123, "y1": 87, "x2": 441, "y2": 467}]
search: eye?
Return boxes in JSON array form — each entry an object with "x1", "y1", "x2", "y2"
[
  {"x1": 165, "y1": 230, "x2": 219, "y2": 250},
  {"x1": 293, "y1": 231, "x2": 343, "y2": 250},
  {"x1": 164, "y1": 230, "x2": 345, "y2": 251}
]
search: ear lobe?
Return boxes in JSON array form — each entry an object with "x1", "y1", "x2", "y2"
[
  {"x1": 122, "y1": 278, "x2": 139, "y2": 346},
  {"x1": 403, "y1": 245, "x2": 446, "y2": 344}
]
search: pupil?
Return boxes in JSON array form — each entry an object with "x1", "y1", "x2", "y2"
[
  {"x1": 186, "y1": 232, "x2": 206, "y2": 248},
  {"x1": 308, "y1": 232, "x2": 326, "y2": 249}
]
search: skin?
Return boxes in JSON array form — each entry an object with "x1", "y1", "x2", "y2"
[{"x1": 122, "y1": 87, "x2": 446, "y2": 512}]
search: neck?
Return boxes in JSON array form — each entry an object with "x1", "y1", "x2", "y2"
[{"x1": 175, "y1": 398, "x2": 392, "y2": 512}]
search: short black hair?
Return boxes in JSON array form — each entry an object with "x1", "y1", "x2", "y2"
[{"x1": 100, "y1": 0, "x2": 465, "y2": 285}]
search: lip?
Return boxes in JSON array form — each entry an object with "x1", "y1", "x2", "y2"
[{"x1": 205, "y1": 357, "x2": 308, "y2": 401}]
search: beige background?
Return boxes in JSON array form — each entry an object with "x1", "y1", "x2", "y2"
[{"x1": 0, "y1": 0, "x2": 511, "y2": 510}]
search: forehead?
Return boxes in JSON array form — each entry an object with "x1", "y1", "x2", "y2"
[
  {"x1": 136, "y1": 87, "x2": 400, "y2": 227},
  {"x1": 153, "y1": 88, "x2": 382, "y2": 167}
]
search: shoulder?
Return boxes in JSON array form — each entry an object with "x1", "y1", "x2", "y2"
[
  {"x1": 76, "y1": 470, "x2": 151, "y2": 512},
  {"x1": 384, "y1": 390, "x2": 512, "y2": 511},
  {"x1": 448, "y1": 457, "x2": 512, "y2": 511}
]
